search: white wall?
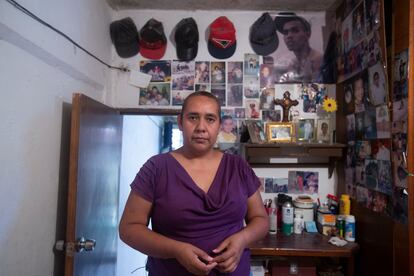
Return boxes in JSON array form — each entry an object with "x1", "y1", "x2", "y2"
[
  {"x1": 117, "y1": 115, "x2": 162, "y2": 276},
  {"x1": 0, "y1": 0, "x2": 113, "y2": 275}
]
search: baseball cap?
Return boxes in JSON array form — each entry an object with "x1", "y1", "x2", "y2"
[
  {"x1": 174, "y1": 18, "x2": 199, "y2": 61},
  {"x1": 139, "y1": 18, "x2": 167, "y2": 60},
  {"x1": 274, "y1": 12, "x2": 311, "y2": 34},
  {"x1": 250, "y1": 13, "x2": 279, "y2": 56},
  {"x1": 208, "y1": 16, "x2": 237, "y2": 59},
  {"x1": 109, "y1": 17, "x2": 139, "y2": 58}
]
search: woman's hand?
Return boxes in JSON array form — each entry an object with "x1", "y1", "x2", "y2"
[
  {"x1": 211, "y1": 232, "x2": 247, "y2": 273},
  {"x1": 174, "y1": 242, "x2": 217, "y2": 275}
]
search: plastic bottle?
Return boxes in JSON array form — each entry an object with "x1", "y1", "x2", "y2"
[
  {"x1": 282, "y1": 201, "x2": 294, "y2": 235},
  {"x1": 294, "y1": 213, "x2": 304, "y2": 234},
  {"x1": 345, "y1": 215, "x2": 356, "y2": 242},
  {"x1": 339, "y1": 194, "x2": 351, "y2": 215},
  {"x1": 269, "y1": 207, "x2": 277, "y2": 234}
]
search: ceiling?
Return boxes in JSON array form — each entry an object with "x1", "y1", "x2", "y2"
[{"x1": 106, "y1": 0, "x2": 342, "y2": 11}]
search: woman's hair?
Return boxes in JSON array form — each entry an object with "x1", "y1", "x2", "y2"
[{"x1": 180, "y1": 91, "x2": 221, "y2": 121}]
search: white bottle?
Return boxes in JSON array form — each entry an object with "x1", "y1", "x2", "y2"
[
  {"x1": 269, "y1": 207, "x2": 277, "y2": 234},
  {"x1": 294, "y1": 213, "x2": 304, "y2": 234},
  {"x1": 345, "y1": 215, "x2": 356, "y2": 242}
]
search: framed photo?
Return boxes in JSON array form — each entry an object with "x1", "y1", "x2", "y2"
[
  {"x1": 246, "y1": 120, "x2": 266, "y2": 144},
  {"x1": 266, "y1": 122, "x2": 295, "y2": 143},
  {"x1": 297, "y1": 119, "x2": 315, "y2": 141},
  {"x1": 316, "y1": 119, "x2": 331, "y2": 143}
]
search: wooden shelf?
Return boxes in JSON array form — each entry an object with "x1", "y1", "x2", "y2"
[{"x1": 242, "y1": 143, "x2": 346, "y2": 178}]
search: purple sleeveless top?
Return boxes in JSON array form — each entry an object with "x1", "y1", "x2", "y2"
[{"x1": 130, "y1": 152, "x2": 261, "y2": 276}]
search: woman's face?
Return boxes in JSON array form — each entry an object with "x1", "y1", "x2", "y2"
[{"x1": 178, "y1": 96, "x2": 220, "y2": 153}]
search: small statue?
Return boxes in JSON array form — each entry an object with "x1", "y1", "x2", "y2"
[{"x1": 274, "y1": 91, "x2": 299, "y2": 122}]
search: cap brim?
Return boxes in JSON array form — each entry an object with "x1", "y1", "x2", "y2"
[
  {"x1": 114, "y1": 43, "x2": 139, "y2": 58},
  {"x1": 208, "y1": 41, "x2": 237, "y2": 59},
  {"x1": 177, "y1": 45, "x2": 198, "y2": 61},
  {"x1": 140, "y1": 43, "x2": 167, "y2": 60},
  {"x1": 251, "y1": 34, "x2": 279, "y2": 56}
]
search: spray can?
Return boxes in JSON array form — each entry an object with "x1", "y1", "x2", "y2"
[{"x1": 282, "y1": 201, "x2": 294, "y2": 235}]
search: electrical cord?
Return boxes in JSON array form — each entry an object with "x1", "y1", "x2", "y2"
[{"x1": 6, "y1": 0, "x2": 129, "y2": 72}]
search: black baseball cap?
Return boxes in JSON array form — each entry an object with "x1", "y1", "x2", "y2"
[
  {"x1": 109, "y1": 17, "x2": 139, "y2": 58},
  {"x1": 174, "y1": 18, "x2": 199, "y2": 61},
  {"x1": 274, "y1": 12, "x2": 311, "y2": 34},
  {"x1": 139, "y1": 18, "x2": 167, "y2": 60},
  {"x1": 250, "y1": 13, "x2": 279, "y2": 56}
]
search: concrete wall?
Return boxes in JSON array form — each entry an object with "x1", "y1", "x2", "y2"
[{"x1": 0, "y1": 0, "x2": 113, "y2": 275}]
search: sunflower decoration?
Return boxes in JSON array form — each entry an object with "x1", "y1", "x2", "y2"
[{"x1": 322, "y1": 97, "x2": 338, "y2": 113}]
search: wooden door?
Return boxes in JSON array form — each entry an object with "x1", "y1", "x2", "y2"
[{"x1": 64, "y1": 93, "x2": 122, "y2": 276}]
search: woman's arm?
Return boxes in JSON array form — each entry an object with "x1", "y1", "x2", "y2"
[{"x1": 119, "y1": 190, "x2": 217, "y2": 275}]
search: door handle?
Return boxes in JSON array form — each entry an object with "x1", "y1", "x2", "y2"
[{"x1": 55, "y1": 237, "x2": 96, "y2": 255}]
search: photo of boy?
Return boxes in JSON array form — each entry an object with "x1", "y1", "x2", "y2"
[{"x1": 216, "y1": 115, "x2": 237, "y2": 144}]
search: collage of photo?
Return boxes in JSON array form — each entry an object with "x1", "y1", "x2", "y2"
[
  {"x1": 341, "y1": 0, "x2": 408, "y2": 222},
  {"x1": 258, "y1": 170, "x2": 319, "y2": 195}
]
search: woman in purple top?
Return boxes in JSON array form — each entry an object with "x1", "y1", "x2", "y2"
[{"x1": 119, "y1": 91, "x2": 268, "y2": 275}]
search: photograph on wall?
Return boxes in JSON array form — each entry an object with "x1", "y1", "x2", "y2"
[
  {"x1": 244, "y1": 53, "x2": 260, "y2": 76},
  {"x1": 211, "y1": 61, "x2": 226, "y2": 84},
  {"x1": 300, "y1": 83, "x2": 326, "y2": 113},
  {"x1": 264, "y1": 178, "x2": 275, "y2": 193},
  {"x1": 267, "y1": 12, "x2": 325, "y2": 83},
  {"x1": 392, "y1": 152, "x2": 408, "y2": 189},
  {"x1": 376, "y1": 105, "x2": 390, "y2": 138},
  {"x1": 365, "y1": 0, "x2": 381, "y2": 34},
  {"x1": 264, "y1": 178, "x2": 288, "y2": 193},
  {"x1": 341, "y1": 12, "x2": 354, "y2": 53},
  {"x1": 303, "y1": 171, "x2": 319, "y2": 194},
  {"x1": 392, "y1": 98, "x2": 408, "y2": 122},
  {"x1": 346, "y1": 114, "x2": 356, "y2": 141},
  {"x1": 345, "y1": 166, "x2": 356, "y2": 193},
  {"x1": 364, "y1": 107, "x2": 377, "y2": 139},
  {"x1": 377, "y1": 160, "x2": 392, "y2": 195},
  {"x1": 368, "y1": 62, "x2": 387, "y2": 106},
  {"x1": 366, "y1": 30, "x2": 383, "y2": 67},
  {"x1": 262, "y1": 110, "x2": 281, "y2": 122},
  {"x1": 244, "y1": 75, "x2": 260, "y2": 98},
  {"x1": 195, "y1": 61, "x2": 210, "y2": 84},
  {"x1": 365, "y1": 159, "x2": 378, "y2": 190},
  {"x1": 355, "y1": 140, "x2": 371, "y2": 160},
  {"x1": 351, "y1": 1, "x2": 365, "y2": 45},
  {"x1": 211, "y1": 84, "x2": 226, "y2": 106},
  {"x1": 356, "y1": 185, "x2": 369, "y2": 207},
  {"x1": 171, "y1": 91, "x2": 193, "y2": 106},
  {"x1": 346, "y1": 141, "x2": 356, "y2": 167},
  {"x1": 171, "y1": 60, "x2": 195, "y2": 91},
  {"x1": 227, "y1": 61, "x2": 243, "y2": 84},
  {"x1": 260, "y1": 64, "x2": 274, "y2": 89},
  {"x1": 353, "y1": 71, "x2": 369, "y2": 113},
  {"x1": 393, "y1": 49, "x2": 408, "y2": 100},
  {"x1": 140, "y1": 60, "x2": 171, "y2": 82},
  {"x1": 343, "y1": 82, "x2": 355, "y2": 114},
  {"x1": 288, "y1": 171, "x2": 304, "y2": 194},
  {"x1": 195, "y1": 84, "x2": 210, "y2": 92},
  {"x1": 355, "y1": 112, "x2": 365, "y2": 140},
  {"x1": 234, "y1": 107, "x2": 246, "y2": 119},
  {"x1": 368, "y1": 190, "x2": 389, "y2": 214},
  {"x1": 371, "y1": 139, "x2": 391, "y2": 161},
  {"x1": 259, "y1": 88, "x2": 275, "y2": 110},
  {"x1": 139, "y1": 82, "x2": 171, "y2": 106},
  {"x1": 221, "y1": 108, "x2": 235, "y2": 118},
  {"x1": 355, "y1": 162, "x2": 366, "y2": 187},
  {"x1": 227, "y1": 84, "x2": 243, "y2": 107},
  {"x1": 216, "y1": 113, "x2": 237, "y2": 145},
  {"x1": 245, "y1": 99, "x2": 261, "y2": 119}
]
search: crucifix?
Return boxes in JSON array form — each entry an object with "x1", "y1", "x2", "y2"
[{"x1": 274, "y1": 91, "x2": 299, "y2": 122}]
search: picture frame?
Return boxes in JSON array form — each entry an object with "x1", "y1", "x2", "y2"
[
  {"x1": 246, "y1": 120, "x2": 266, "y2": 144},
  {"x1": 297, "y1": 119, "x2": 315, "y2": 142},
  {"x1": 316, "y1": 119, "x2": 331, "y2": 143},
  {"x1": 266, "y1": 122, "x2": 295, "y2": 143}
]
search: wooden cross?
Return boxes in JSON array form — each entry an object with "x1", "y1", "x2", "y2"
[{"x1": 274, "y1": 91, "x2": 299, "y2": 122}]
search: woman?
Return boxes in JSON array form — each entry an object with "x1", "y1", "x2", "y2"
[{"x1": 119, "y1": 91, "x2": 268, "y2": 276}]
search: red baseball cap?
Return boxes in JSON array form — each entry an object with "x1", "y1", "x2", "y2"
[
  {"x1": 139, "y1": 19, "x2": 167, "y2": 60},
  {"x1": 208, "y1": 16, "x2": 237, "y2": 59}
]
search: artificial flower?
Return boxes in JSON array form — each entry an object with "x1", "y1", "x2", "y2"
[{"x1": 323, "y1": 97, "x2": 338, "y2": 112}]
